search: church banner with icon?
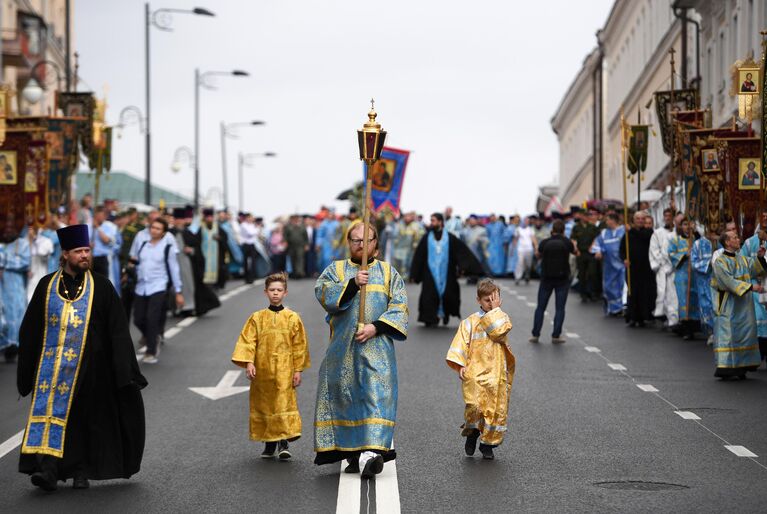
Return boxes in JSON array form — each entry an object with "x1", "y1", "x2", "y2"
[
  {"x1": 362, "y1": 147, "x2": 410, "y2": 216},
  {"x1": 0, "y1": 130, "x2": 32, "y2": 233}
]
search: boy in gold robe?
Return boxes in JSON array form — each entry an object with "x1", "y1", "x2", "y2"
[
  {"x1": 446, "y1": 279, "x2": 515, "y2": 460},
  {"x1": 232, "y1": 272, "x2": 310, "y2": 459}
]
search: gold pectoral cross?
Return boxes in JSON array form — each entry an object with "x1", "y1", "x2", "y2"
[{"x1": 68, "y1": 307, "x2": 83, "y2": 328}]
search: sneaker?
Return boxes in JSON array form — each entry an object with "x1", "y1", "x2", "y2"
[
  {"x1": 464, "y1": 429, "x2": 480, "y2": 456},
  {"x1": 261, "y1": 442, "x2": 277, "y2": 459},
  {"x1": 359, "y1": 451, "x2": 384, "y2": 479},
  {"x1": 551, "y1": 337, "x2": 566, "y2": 344},
  {"x1": 141, "y1": 354, "x2": 159, "y2": 364},
  {"x1": 136, "y1": 345, "x2": 148, "y2": 355},
  {"x1": 529, "y1": 336, "x2": 539, "y2": 344},
  {"x1": 278, "y1": 440, "x2": 291, "y2": 460},
  {"x1": 479, "y1": 443, "x2": 495, "y2": 460}
]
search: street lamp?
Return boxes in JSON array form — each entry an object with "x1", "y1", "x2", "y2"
[
  {"x1": 355, "y1": 99, "x2": 387, "y2": 327},
  {"x1": 220, "y1": 120, "x2": 265, "y2": 211},
  {"x1": 194, "y1": 69, "x2": 249, "y2": 209},
  {"x1": 145, "y1": 3, "x2": 214, "y2": 206},
  {"x1": 171, "y1": 146, "x2": 195, "y2": 173},
  {"x1": 115, "y1": 105, "x2": 146, "y2": 138},
  {"x1": 238, "y1": 152, "x2": 276, "y2": 212}
]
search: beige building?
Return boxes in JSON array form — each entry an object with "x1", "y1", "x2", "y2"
[{"x1": 1, "y1": 0, "x2": 73, "y2": 116}]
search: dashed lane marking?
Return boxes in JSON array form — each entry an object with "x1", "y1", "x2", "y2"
[
  {"x1": 526, "y1": 302, "x2": 536, "y2": 307},
  {"x1": 566, "y1": 332, "x2": 580, "y2": 338},
  {"x1": 637, "y1": 384, "x2": 659, "y2": 392},
  {"x1": 584, "y1": 346, "x2": 601, "y2": 353},
  {"x1": 517, "y1": 295, "x2": 527, "y2": 301},
  {"x1": 177, "y1": 316, "x2": 198, "y2": 327},
  {"x1": 608, "y1": 363, "x2": 627, "y2": 371},
  {"x1": 164, "y1": 326, "x2": 183, "y2": 340},
  {"x1": 335, "y1": 462, "x2": 361, "y2": 513},
  {"x1": 726, "y1": 445, "x2": 758, "y2": 458},
  {"x1": 675, "y1": 411, "x2": 701, "y2": 420},
  {"x1": 375, "y1": 458, "x2": 401, "y2": 513},
  {"x1": 0, "y1": 430, "x2": 24, "y2": 460}
]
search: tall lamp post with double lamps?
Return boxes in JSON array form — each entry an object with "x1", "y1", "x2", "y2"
[
  {"x1": 145, "y1": 3, "x2": 214, "y2": 205},
  {"x1": 220, "y1": 120, "x2": 265, "y2": 211},
  {"x1": 237, "y1": 152, "x2": 277, "y2": 213},
  {"x1": 194, "y1": 69, "x2": 249, "y2": 208}
]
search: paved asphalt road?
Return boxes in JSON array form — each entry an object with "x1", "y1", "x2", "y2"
[{"x1": 0, "y1": 276, "x2": 766, "y2": 513}]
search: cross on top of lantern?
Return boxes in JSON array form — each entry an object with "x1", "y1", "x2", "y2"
[{"x1": 357, "y1": 98, "x2": 386, "y2": 164}]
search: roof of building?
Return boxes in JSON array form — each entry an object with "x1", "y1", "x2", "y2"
[{"x1": 75, "y1": 171, "x2": 192, "y2": 206}]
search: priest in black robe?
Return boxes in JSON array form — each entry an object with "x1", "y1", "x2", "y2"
[
  {"x1": 180, "y1": 208, "x2": 221, "y2": 316},
  {"x1": 17, "y1": 224, "x2": 147, "y2": 492},
  {"x1": 410, "y1": 213, "x2": 484, "y2": 326},
  {"x1": 620, "y1": 211, "x2": 655, "y2": 327}
]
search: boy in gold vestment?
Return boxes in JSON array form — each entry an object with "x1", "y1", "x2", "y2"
[
  {"x1": 446, "y1": 279, "x2": 515, "y2": 460},
  {"x1": 232, "y1": 273, "x2": 310, "y2": 459}
]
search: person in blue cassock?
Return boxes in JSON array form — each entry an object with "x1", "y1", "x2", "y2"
[
  {"x1": 691, "y1": 226, "x2": 721, "y2": 340},
  {"x1": 1, "y1": 225, "x2": 30, "y2": 363},
  {"x1": 313, "y1": 221, "x2": 408, "y2": 479},
  {"x1": 668, "y1": 215, "x2": 700, "y2": 339},
  {"x1": 711, "y1": 229, "x2": 767, "y2": 379},
  {"x1": 590, "y1": 212, "x2": 625, "y2": 315},
  {"x1": 740, "y1": 209, "x2": 767, "y2": 362},
  {"x1": 316, "y1": 212, "x2": 341, "y2": 272},
  {"x1": 485, "y1": 214, "x2": 507, "y2": 277}
]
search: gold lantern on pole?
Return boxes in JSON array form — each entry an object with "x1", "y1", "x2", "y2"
[{"x1": 355, "y1": 99, "x2": 387, "y2": 328}]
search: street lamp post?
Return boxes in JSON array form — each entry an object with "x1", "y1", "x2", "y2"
[
  {"x1": 238, "y1": 152, "x2": 277, "y2": 213},
  {"x1": 145, "y1": 3, "x2": 214, "y2": 207},
  {"x1": 220, "y1": 120, "x2": 265, "y2": 211},
  {"x1": 194, "y1": 69, "x2": 249, "y2": 209}
]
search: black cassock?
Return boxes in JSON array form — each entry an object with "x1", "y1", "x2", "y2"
[
  {"x1": 182, "y1": 228, "x2": 221, "y2": 316},
  {"x1": 17, "y1": 271, "x2": 147, "y2": 480},
  {"x1": 620, "y1": 227, "x2": 655, "y2": 323},
  {"x1": 410, "y1": 231, "x2": 484, "y2": 325}
]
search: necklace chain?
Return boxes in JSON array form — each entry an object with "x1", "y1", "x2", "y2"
[{"x1": 61, "y1": 273, "x2": 84, "y2": 302}]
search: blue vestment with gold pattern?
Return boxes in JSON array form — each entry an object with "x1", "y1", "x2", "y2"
[
  {"x1": 22, "y1": 270, "x2": 94, "y2": 457},
  {"x1": 314, "y1": 259, "x2": 408, "y2": 462}
]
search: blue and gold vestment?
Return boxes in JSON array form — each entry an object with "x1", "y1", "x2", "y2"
[{"x1": 314, "y1": 259, "x2": 408, "y2": 458}]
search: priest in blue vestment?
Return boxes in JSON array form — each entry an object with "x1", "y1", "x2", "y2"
[
  {"x1": 711, "y1": 229, "x2": 767, "y2": 379},
  {"x1": 741, "y1": 212, "x2": 767, "y2": 361},
  {"x1": 691, "y1": 228, "x2": 721, "y2": 339},
  {"x1": 314, "y1": 221, "x2": 408, "y2": 479},
  {"x1": 668, "y1": 216, "x2": 700, "y2": 339},
  {"x1": 485, "y1": 215, "x2": 508, "y2": 277},
  {"x1": 590, "y1": 213, "x2": 625, "y2": 315}
]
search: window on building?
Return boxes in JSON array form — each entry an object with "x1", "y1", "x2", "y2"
[{"x1": 747, "y1": 0, "x2": 754, "y2": 52}]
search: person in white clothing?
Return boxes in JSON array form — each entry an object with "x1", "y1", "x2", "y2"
[
  {"x1": 514, "y1": 217, "x2": 538, "y2": 285},
  {"x1": 648, "y1": 208, "x2": 675, "y2": 321},
  {"x1": 26, "y1": 225, "x2": 54, "y2": 303}
]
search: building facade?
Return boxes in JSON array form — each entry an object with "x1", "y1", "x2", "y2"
[{"x1": 1, "y1": 0, "x2": 73, "y2": 116}]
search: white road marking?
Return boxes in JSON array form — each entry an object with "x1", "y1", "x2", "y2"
[
  {"x1": 164, "y1": 326, "x2": 183, "y2": 340},
  {"x1": 637, "y1": 384, "x2": 659, "y2": 392},
  {"x1": 335, "y1": 463, "x2": 361, "y2": 514},
  {"x1": 376, "y1": 458, "x2": 401, "y2": 514},
  {"x1": 675, "y1": 411, "x2": 701, "y2": 420},
  {"x1": 177, "y1": 316, "x2": 198, "y2": 328},
  {"x1": 544, "y1": 311, "x2": 549, "y2": 316},
  {"x1": 608, "y1": 363, "x2": 627, "y2": 371},
  {"x1": 517, "y1": 295, "x2": 527, "y2": 301},
  {"x1": 584, "y1": 346, "x2": 601, "y2": 353},
  {"x1": 189, "y1": 370, "x2": 250, "y2": 400},
  {"x1": 0, "y1": 430, "x2": 24, "y2": 460},
  {"x1": 526, "y1": 302, "x2": 536, "y2": 307},
  {"x1": 725, "y1": 445, "x2": 758, "y2": 458},
  {"x1": 219, "y1": 293, "x2": 233, "y2": 301},
  {"x1": 566, "y1": 332, "x2": 580, "y2": 338}
]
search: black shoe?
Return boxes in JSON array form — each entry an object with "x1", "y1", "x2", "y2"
[
  {"x1": 344, "y1": 458, "x2": 360, "y2": 473},
  {"x1": 278, "y1": 440, "x2": 291, "y2": 460},
  {"x1": 31, "y1": 471, "x2": 57, "y2": 492},
  {"x1": 442, "y1": 317, "x2": 449, "y2": 326},
  {"x1": 479, "y1": 443, "x2": 495, "y2": 460},
  {"x1": 261, "y1": 442, "x2": 277, "y2": 458},
  {"x1": 361, "y1": 454, "x2": 384, "y2": 479},
  {"x1": 72, "y1": 475, "x2": 89, "y2": 489},
  {"x1": 464, "y1": 429, "x2": 480, "y2": 456}
]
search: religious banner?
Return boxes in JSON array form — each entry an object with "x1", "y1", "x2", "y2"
[
  {"x1": 23, "y1": 140, "x2": 48, "y2": 225},
  {"x1": 56, "y1": 91, "x2": 95, "y2": 157},
  {"x1": 362, "y1": 146, "x2": 410, "y2": 216},
  {"x1": 0, "y1": 130, "x2": 32, "y2": 233},
  {"x1": 627, "y1": 125, "x2": 648, "y2": 175},
  {"x1": 654, "y1": 88, "x2": 698, "y2": 155},
  {"x1": 715, "y1": 137, "x2": 761, "y2": 238},
  {"x1": 46, "y1": 118, "x2": 81, "y2": 208}
]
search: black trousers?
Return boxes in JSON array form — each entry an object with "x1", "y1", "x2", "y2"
[
  {"x1": 242, "y1": 244, "x2": 257, "y2": 283},
  {"x1": 92, "y1": 256, "x2": 110, "y2": 278},
  {"x1": 133, "y1": 291, "x2": 167, "y2": 355}
]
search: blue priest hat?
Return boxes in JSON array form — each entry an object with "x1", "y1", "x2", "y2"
[{"x1": 57, "y1": 224, "x2": 90, "y2": 251}]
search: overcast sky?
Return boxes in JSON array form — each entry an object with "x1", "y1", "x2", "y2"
[{"x1": 75, "y1": 0, "x2": 614, "y2": 220}]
